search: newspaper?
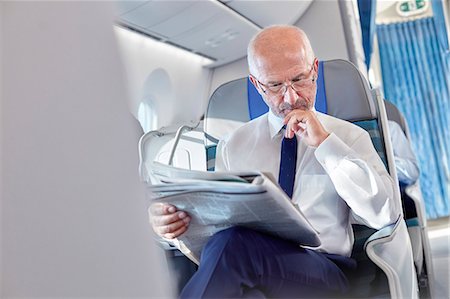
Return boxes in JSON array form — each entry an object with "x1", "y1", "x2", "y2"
[{"x1": 147, "y1": 161, "x2": 321, "y2": 265}]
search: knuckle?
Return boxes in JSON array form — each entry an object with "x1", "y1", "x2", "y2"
[
  {"x1": 152, "y1": 216, "x2": 163, "y2": 226},
  {"x1": 149, "y1": 203, "x2": 163, "y2": 215},
  {"x1": 164, "y1": 225, "x2": 171, "y2": 234}
]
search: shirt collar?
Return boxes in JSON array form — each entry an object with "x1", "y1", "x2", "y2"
[{"x1": 268, "y1": 110, "x2": 285, "y2": 139}]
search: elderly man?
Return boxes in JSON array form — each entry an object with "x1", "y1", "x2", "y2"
[
  {"x1": 151, "y1": 25, "x2": 399, "y2": 298},
  {"x1": 388, "y1": 120, "x2": 420, "y2": 185}
]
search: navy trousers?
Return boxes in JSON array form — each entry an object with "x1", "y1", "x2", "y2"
[{"x1": 180, "y1": 227, "x2": 356, "y2": 298}]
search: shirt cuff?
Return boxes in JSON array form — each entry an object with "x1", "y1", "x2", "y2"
[{"x1": 314, "y1": 133, "x2": 353, "y2": 171}]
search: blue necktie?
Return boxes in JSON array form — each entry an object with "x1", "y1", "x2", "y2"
[{"x1": 278, "y1": 131, "x2": 297, "y2": 198}]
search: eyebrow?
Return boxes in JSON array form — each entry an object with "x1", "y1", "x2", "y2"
[{"x1": 267, "y1": 71, "x2": 309, "y2": 85}]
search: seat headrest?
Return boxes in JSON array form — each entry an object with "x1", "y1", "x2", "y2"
[
  {"x1": 205, "y1": 59, "x2": 376, "y2": 144},
  {"x1": 384, "y1": 99, "x2": 408, "y2": 134}
]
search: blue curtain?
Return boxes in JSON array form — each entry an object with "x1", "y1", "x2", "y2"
[
  {"x1": 377, "y1": 18, "x2": 450, "y2": 219},
  {"x1": 431, "y1": 0, "x2": 450, "y2": 51},
  {"x1": 358, "y1": 0, "x2": 377, "y2": 69}
]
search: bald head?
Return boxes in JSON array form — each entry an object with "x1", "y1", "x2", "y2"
[{"x1": 247, "y1": 25, "x2": 315, "y2": 77}]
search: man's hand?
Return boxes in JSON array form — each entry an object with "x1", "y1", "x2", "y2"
[
  {"x1": 149, "y1": 203, "x2": 191, "y2": 239},
  {"x1": 284, "y1": 109, "x2": 330, "y2": 147}
]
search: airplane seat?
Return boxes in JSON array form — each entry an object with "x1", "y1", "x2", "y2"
[
  {"x1": 139, "y1": 121, "x2": 206, "y2": 183},
  {"x1": 204, "y1": 59, "x2": 419, "y2": 298},
  {"x1": 138, "y1": 122, "x2": 205, "y2": 293},
  {"x1": 384, "y1": 99, "x2": 435, "y2": 297}
]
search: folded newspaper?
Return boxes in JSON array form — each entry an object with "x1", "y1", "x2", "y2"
[{"x1": 147, "y1": 161, "x2": 321, "y2": 265}]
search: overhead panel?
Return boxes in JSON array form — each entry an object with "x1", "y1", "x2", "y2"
[
  {"x1": 114, "y1": 0, "x2": 314, "y2": 67},
  {"x1": 114, "y1": 1, "x2": 147, "y2": 15},
  {"x1": 171, "y1": 11, "x2": 257, "y2": 61},
  {"x1": 119, "y1": 1, "x2": 194, "y2": 31},
  {"x1": 226, "y1": 0, "x2": 313, "y2": 27},
  {"x1": 149, "y1": 1, "x2": 223, "y2": 39},
  {"x1": 165, "y1": 0, "x2": 260, "y2": 65}
]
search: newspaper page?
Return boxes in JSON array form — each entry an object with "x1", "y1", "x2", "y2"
[{"x1": 148, "y1": 162, "x2": 320, "y2": 265}]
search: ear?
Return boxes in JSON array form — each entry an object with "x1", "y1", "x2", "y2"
[
  {"x1": 248, "y1": 74, "x2": 258, "y2": 86},
  {"x1": 313, "y1": 58, "x2": 319, "y2": 73},
  {"x1": 248, "y1": 75, "x2": 265, "y2": 96}
]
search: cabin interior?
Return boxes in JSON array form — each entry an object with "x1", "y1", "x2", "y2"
[{"x1": 1, "y1": 0, "x2": 449, "y2": 298}]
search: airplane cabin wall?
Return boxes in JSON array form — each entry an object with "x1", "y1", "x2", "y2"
[
  {"x1": 208, "y1": 56, "x2": 249, "y2": 98},
  {"x1": 295, "y1": 0, "x2": 351, "y2": 61},
  {"x1": 0, "y1": 1, "x2": 3, "y2": 292},
  {"x1": 0, "y1": 2, "x2": 172, "y2": 297},
  {"x1": 114, "y1": 26, "x2": 212, "y2": 132}
]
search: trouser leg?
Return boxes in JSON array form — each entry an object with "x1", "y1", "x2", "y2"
[{"x1": 180, "y1": 226, "x2": 353, "y2": 299}]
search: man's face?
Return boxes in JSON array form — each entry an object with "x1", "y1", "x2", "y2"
[{"x1": 251, "y1": 51, "x2": 317, "y2": 118}]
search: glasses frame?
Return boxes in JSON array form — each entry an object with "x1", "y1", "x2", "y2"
[{"x1": 251, "y1": 61, "x2": 317, "y2": 96}]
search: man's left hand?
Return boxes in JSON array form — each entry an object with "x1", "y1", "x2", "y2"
[{"x1": 284, "y1": 109, "x2": 330, "y2": 147}]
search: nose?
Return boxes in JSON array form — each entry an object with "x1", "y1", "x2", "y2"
[{"x1": 283, "y1": 84, "x2": 298, "y2": 106}]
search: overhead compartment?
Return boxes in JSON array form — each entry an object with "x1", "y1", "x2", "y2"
[{"x1": 115, "y1": 0, "x2": 313, "y2": 67}]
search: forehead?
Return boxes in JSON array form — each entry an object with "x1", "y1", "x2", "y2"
[{"x1": 255, "y1": 50, "x2": 310, "y2": 82}]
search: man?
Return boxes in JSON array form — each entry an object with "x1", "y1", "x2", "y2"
[
  {"x1": 150, "y1": 25, "x2": 399, "y2": 298},
  {"x1": 388, "y1": 119, "x2": 420, "y2": 222},
  {"x1": 388, "y1": 120, "x2": 420, "y2": 185}
]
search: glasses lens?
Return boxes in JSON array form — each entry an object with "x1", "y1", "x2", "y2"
[
  {"x1": 267, "y1": 84, "x2": 283, "y2": 93},
  {"x1": 292, "y1": 77, "x2": 315, "y2": 91}
]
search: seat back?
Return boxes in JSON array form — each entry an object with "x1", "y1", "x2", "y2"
[
  {"x1": 385, "y1": 100, "x2": 410, "y2": 136},
  {"x1": 138, "y1": 122, "x2": 206, "y2": 183},
  {"x1": 384, "y1": 100, "x2": 435, "y2": 297},
  {"x1": 204, "y1": 59, "x2": 416, "y2": 298}
]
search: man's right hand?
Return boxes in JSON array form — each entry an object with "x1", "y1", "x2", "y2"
[{"x1": 149, "y1": 203, "x2": 191, "y2": 239}]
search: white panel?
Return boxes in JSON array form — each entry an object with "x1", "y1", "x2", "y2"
[
  {"x1": 338, "y1": 0, "x2": 368, "y2": 78},
  {"x1": 0, "y1": 2, "x2": 3, "y2": 293},
  {"x1": 1, "y1": 2, "x2": 171, "y2": 297},
  {"x1": 209, "y1": 57, "x2": 249, "y2": 97},
  {"x1": 120, "y1": 0, "x2": 194, "y2": 31},
  {"x1": 114, "y1": 26, "x2": 212, "y2": 129},
  {"x1": 150, "y1": 1, "x2": 223, "y2": 38},
  {"x1": 172, "y1": 12, "x2": 257, "y2": 60},
  {"x1": 227, "y1": 0, "x2": 313, "y2": 27},
  {"x1": 295, "y1": 0, "x2": 349, "y2": 61},
  {"x1": 114, "y1": 0, "x2": 147, "y2": 15}
]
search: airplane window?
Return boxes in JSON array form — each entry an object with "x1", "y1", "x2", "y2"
[
  {"x1": 137, "y1": 68, "x2": 174, "y2": 132},
  {"x1": 138, "y1": 98, "x2": 157, "y2": 133}
]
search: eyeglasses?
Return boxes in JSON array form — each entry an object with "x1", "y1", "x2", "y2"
[{"x1": 252, "y1": 63, "x2": 316, "y2": 95}]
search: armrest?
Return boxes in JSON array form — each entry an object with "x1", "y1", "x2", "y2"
[
  {"x1": 138, "y1": 130, "x2": 166, "y2": 182},
  {"x1": 364, "y1": 216, "x2": 400, "y2": 249},
  {"x1": 138, "y1": 122, "x2": 200, "y2": 182},
  {"x1": 168, "y1": 122, "x2": 200, "y2": 166},
  {"x1": 365, "y1": 217, "x2": 419, "y2": 299},
  {"x1": 405, "y1": 181, "x2": 428, "y2": 228}
]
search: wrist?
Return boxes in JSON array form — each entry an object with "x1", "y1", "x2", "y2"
[{"x1": 317, "y1": 132, "x2": 330, "y2": 146}]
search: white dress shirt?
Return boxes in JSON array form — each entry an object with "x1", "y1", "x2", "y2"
[
  {"x1": 388, "y1": 120, "x2": 420, "y2": 185},
  {"x1": 215, "y1": 110, "x2": 400, "y2": 257}
]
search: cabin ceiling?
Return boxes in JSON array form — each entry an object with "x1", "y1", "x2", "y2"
[{"x1": 114, "y1": 0, "x2": 313, "y2": 68}]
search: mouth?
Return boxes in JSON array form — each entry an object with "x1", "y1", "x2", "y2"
[{"x1": 280, "y1": 105, "x2": 309, "y2": 115}]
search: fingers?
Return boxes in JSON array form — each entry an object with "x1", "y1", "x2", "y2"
[
  {"x1": 149, "y1": 203, "x2": 191, "y2": 238},
  {"x1": 149, "y1": 202, "x2": 176, "y2": 216},
  {"x1": 283, "y1": 109, "x2": 329, "y2": 146},
  {"x1": 284, "y1": 109, "x2": 309, "y2": 125},
  {"x1": 284, "y1": 110, "x2": 308, "y2": 138},
  {"x1": 155, "y1": 215, "x2": 191, "y2": 239},
  {"x1": 163, "y1": 224, "x2": 189, "y2": 239}
]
